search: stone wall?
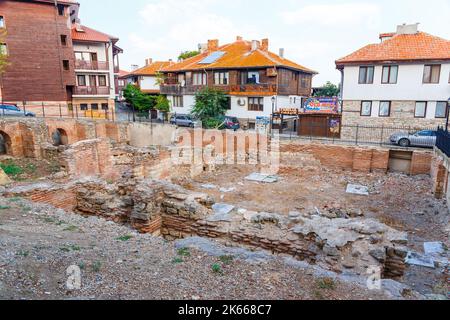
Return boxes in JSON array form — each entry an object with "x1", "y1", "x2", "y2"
[{"x1": 431, "y1": 148, "x2": 450, "y2": 203}]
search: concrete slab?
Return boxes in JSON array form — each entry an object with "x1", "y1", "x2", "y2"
[
  {"x1": 346, "y1": 184, "x2": 369, "y2": 196},
  {"x1": 424, "y1": 242, "x2": 445, "y2": 256},
  {"x1": 406, "y1": 252, "x2": 436, "y2": 269},
  {"x1": 208, "y1": 203, "x2": 236, "y2": 222},
  {"x1": 245, "y1": 173, "x2": 279, "y2": 183}
]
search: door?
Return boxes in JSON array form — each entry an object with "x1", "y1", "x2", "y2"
[
  {"x1": 91, "y1": 53, "x2": 98, "y2": 69},
  {"x1": 89, "y1": 75, "x2": 97, "y2": 94}
]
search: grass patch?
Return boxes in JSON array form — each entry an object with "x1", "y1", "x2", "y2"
[
  {"x1": 63, "y1": 225, "x2": 79, "y2": 232},
  {"x1": 16, "y1": 250, "x2": 29, "y2": 257},
  {"x1": 219, "y1": 255, "x2": 234, "y2": 265},
  {"x1": 172, "y1": 257, "x2": 184, "y2": 264},
  {"x1": 316, "y1": 277, "x2": 336, "y2": 290},
  {"x1": 0, "y1": 161, "x2": 23, "y2": 177},
  {"x1": 177, "y1": 247, "x2": 191, "y2": 257},
  {"x1": 78, "y1": 262, "x2": 86, "y2": 270},
  {"x1": 92, "y1": 261, "x2": 102, "y2": 272},
  {"x1": 60, "y1": 244, "x2": 81, "y2": 252},
  {"x1": 0, "y1": 205, "x2": 11, "y2": 210},
  {"x1": 8, "y1": 197, "x2": 22, "y2": 203},
  {"x1": 211, "y1": 263, "x2": 223, "y2": 275},
  {"x1": 116, "y1": 235, "x2": 133, "y2": 242}
]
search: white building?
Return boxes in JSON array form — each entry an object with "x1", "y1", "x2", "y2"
[{"x1": 336, "y1": 24, "x2": 450, "y2": 129}]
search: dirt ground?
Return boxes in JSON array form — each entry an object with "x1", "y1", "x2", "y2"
[
  {"x1": 0, "y1": 198, "x2": 391, "y2": 300},
  {"x1": 0, "y1": 156, "x2": 62, "y2": 182},
  {"x1": 181, "y1": 165, "x2": 449, "y2": 296}
]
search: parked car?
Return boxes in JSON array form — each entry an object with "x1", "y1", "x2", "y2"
[
  {"x1": 170, "y1": 114, "x2": 199, "y2": 127},
  {"x1": 0, "y1": 104, "x2": 36, "y2": 117},
  {"x1": 218, "y1": 116, "x2": 241, "y2": 130},
  {"x1": 390, "y1": 130, "x2": 437, "y2": 148}
]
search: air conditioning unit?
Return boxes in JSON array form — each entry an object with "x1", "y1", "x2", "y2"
[{"x1": 237, "y1": 98, "x2": 246, "y2": 106}]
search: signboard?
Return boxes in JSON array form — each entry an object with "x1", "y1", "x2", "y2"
[
  {"x1": 255, "y1": 116, "x2": 270, "y2": 134},
  {"x1": 278, "y1": 108, "x2": 299, "y2": 115},
  {"x1": 303, "y1": 97, "x2": 339, "y2": 114}
]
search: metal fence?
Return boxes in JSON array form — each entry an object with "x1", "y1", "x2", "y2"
[
  {"x1": 436, "y1": 128, "x2": 450, "y2": 157},
  {"x1": 279, "y1": 123, "x2": 439, "y2": 149}
]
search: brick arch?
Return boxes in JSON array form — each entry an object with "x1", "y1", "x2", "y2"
[
  {"x1": 52, "y1": 128, "x2": 69, "y2": 146},
  {"x1": 0, "y1": 130, "x2": 12, "y2": 155}
]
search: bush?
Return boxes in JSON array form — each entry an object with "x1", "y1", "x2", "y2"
[{"x1": 0, "y1": 162, "x2": 23, "y2": 177}]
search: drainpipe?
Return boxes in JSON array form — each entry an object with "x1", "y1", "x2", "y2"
[{"x1": 339, "y1": 67, "x2": 344, "y2": 113}]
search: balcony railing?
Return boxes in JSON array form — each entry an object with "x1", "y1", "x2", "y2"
[
  {"x1": 75, "y1": 60, "x2": 109, "y2": 71},
  {"x1": 160, "y1": 83, "x2": 277, "y2": 95},
  {"x1": 436, "y1": 127, "x2": 450, "y2": 157},
  {"x1": 73, "y1": 86, "x2": 110, "y2": 96}
]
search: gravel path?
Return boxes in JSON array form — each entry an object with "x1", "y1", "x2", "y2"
[{"x1": 0, "y1": 197, "x2": 401, "y2": 300}]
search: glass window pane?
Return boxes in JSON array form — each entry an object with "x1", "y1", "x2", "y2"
[
  {"x1": 423, "y1": 65, "x2": 431, "y2": 83},
  {"x1": 379, "y1": 102, "x2": 390, "y2": 116},
  {"x1": 415, "y1": 102, "x2": 426, "y2": 117},
  {"x1": 359, "y1": 67, "x2": 367, "y2": 83},
  {"x1": 367, "y1": 67, "x2": 374, "y2": 83},
  {"x1": 390, "y1": 66, "x2": 398, "y2": 83},
  {"x1": 436, "y1": 102, "x2": 447, "y2": 118},
  {"x1": 431, "y1": 65, "x2": 440, "y2": 83},
  {"x1": 361, "y1": 102, "x2": 372, "y2": 116},
  {"x1": 382, "y1": 67, "x2": 389, "y2": 83}
]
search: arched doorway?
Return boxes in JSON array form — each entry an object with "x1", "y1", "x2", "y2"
[
  {"x1": 0, "y1": 131, "x2": 12, "y2": 155},
  {"x1": 52, "y1": 128, "x2": 69, "y2": 146}
]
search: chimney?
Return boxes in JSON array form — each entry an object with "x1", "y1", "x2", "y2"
[
  {"x1": 279, "y1": 48, "x2": 285, "y2": 59},
  {"x1": 145, "y1": 58, "x2": 153, "y2": 66},
  {"x1": 198, "y1": 43, "x2": 208, "y2": 54},
  {"x1": 207, "y1": 39, "x2": 219, "y2": 51},
  {"x1": 236, "y1": 36, "x2": 243, "y2": 41},
  {"x1": 251, "y1": 40, "x2": 260, "y2": 51},
  {"x1": 396, "y1": 23, "x2": 419, "y2": 35},
  {"x1": 379, "y1": 33, "x2": 395, "y2": 42},
  {"x1": 261, "y1": 39, "x2": 269, "y2": 52}
]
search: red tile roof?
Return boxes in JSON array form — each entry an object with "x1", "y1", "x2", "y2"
[
  {"x1": 336, "y1": 32, "x2": 450, "y2": 65},
  {"x1": 118, "y1": 70, "x2": 130, "y2": 78},
  {"x1": 163, "y1": 38, "x2": 316, "y2": 73},
  {"x1": 71, "y1": 25, "x2": 118, "y2": 43},
  {"x1": 127, "y1": 61, "x2": 175, "y2": 77}
]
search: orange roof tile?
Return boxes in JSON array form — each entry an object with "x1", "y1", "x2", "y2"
[
  {"x1": 163, "y1": 39, "x2": 316, "y2": 73},
  {"x1": 336, "y1": 32, "x2": 450, "y2": 65},
  {"x1": 128, "y1": 61, "x2": 175, "y2": 76},
  {"x1": 71, "y1": 25, "x2": 118, "y2": 43}
]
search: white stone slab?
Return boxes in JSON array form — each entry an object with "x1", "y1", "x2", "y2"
[
  {"x1": 346, "y1": 184, "x2": 369, "y2": 196},
  {"x1": 245, "y1": 173, "x2": 279, "y2": 183}
]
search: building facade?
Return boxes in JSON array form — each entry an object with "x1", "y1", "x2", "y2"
[
  {"x1": 336, "y1": 24, "x2": 450, "y2": 131},
  {"x1": 121, "y1": 59, "x2": 174, "y2": 94},
  {"x1": 160, "y1": 37, "x2": 316, "y2": 128},
  {"x1": 0, "y1": 0, "x2": 121, "y2": 116}
]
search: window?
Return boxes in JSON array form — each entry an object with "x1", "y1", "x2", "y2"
[
  {"x1": 214, "y1": 72, "x2": 229, "y2": 85},
  {"x1": 77, "y1": 75, "x2": 86, "y2": 86},
  {"x1": 248, "y1": 97, "x2": 264, "y2": 111},
  {"x1": 435, "y1": 101, "x2": 448, "y2": 118},
  {"x1": 0, "y1": 43, "x2": 7, "y2": 56},
  {"x1": 0, "y1": 16, "x2": 5, "y2": 28},
  {"x1": 57, "y1": 4, "x2": 65, "y2": 16},
  {"x1": 423, "y1": 65, "x2": 441, "y2": 83},
  {"x1": 382, "y1": 65, "x2": 398, "y2": 84},
  {"x1": 415, "y1": 102, "x2": 427, "y2": 118},
  {"x1": 192, "y1": 72, "x2": 207, "y2": 85},
  {"x1": 360, "y1": 101, "x2": 372, "y2": 116},
  {"x1": 75, "y1": 52, "x2": 91, "y2": 61},
  {"x1": 62, "y1": 60, "x2": 70, "y2": 70},
  {"x1": 359, "y1": 66, "x2": 374, "y2": 84},
  {"x1": 98, "y1": 75, "x2": 107, "y2": 87},
  {"x1": 242, "y1": 71, "x2": 260, "y2": 84},
  {"x1": 80, "y1": 104, "x2": 88, "y2": 111},
  {"x1": 300, "y1": 75, "x2": 311, "y2": 89},
  {"x1": 379, "y1": 101, "x2": 391, "y2": 117},
  {"x1": 91, "y1": 103, "x2": 99, "y2": 110},
  {"x1": 173, "y1": 96, "x2": 183, "y2": 108},
  {"x1": 60, "y1": 35, "x2": 67, "y2": 46},
  {"x1": 101, "y1": 103, "x2": 109, "y2": 110}
]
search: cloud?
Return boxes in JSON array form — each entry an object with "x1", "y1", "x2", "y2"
[{"x1": 280, "y1": 3, "x2": 381, "y2": 28}]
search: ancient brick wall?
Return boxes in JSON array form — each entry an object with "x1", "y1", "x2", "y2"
[{"x1": 431, "y1": 149, "x2": 450, "y2": 200}]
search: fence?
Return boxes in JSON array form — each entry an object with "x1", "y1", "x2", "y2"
[
  {"x1": 279, "y1": 122, "x2": 439, "y2": 149},
  {"x1": 436, "y1": 128, "x2": 450, "y2": 157}
]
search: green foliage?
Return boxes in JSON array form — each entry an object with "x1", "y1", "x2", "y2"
[
  {"x1": 155, "y1": 95, "x2": 171, "y2": 113},
  {"x1": 0, "y1": 162, "x2": 23, "y2": 177},
  {"x1": 191, "y1": 88, "x2": 228, "y2": 127},
  {"x1": 123, "y1": 84, "x2": 156, "y2": 112},
  {"x1": 178, "y1": 50, "x2": 200, "y2": 61},
  {"x1": 172, "y1": 257, "x2": 183, "y2": 264},
  {"x1": 219, "y1": 255, "x2": 234, "y2": 265},
  {"x1": 116, "y1": 235, "x2": 133, "y2": 242},
  {"x1": 316, "y1": 277, "x2": 336, "y2": 290},
  {"x1": 92, "y1": 261, "x2": 102, "y2": 272},
  {"x1": 177, "y1": 248, "x2": 191, "y2": 257},
  {"x1": 16, "y1": 250, "x2": 29, "y2": 257},
  {"x1": 211, "y1": 263, "x2": 223, "y2": 274},
  {"x1": 0, "y1": 205, "x2": 11, "y2": 210},
  {"x1": 154, "y1": 72, "x2": 166, "y2": 86},
  {"x1": 313, "y1": 81, "x2": 340, "y2": 97}
]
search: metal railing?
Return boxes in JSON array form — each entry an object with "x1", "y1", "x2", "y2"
[
  {"x1": 436, "y1": 128, "x2": 450, "y2": 157},
  {"x1": 73, "y1": 86, "x2": 110, "y2": 95},
  {"x1": 75, "y1": 60, "x2": 109, "y2": 70}
]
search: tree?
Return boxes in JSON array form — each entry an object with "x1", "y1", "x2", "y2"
[
  {"x1": 191, "y1": 88, "x2": 228, "y2": 128},
  {"x1": 155, "y1": 95, "x2": 171, "y2": 120},
  {"x1": 313, "y1": 81, "x2": 340, "y2": 97},
  {"x1": 178, "y1": 50, "x2": 200, "y2": 61},
  {"x1": 122, "y1": 84, "x2": 156, "y2": 113},
  {"x1": 0, "y1": 29, "x2": 9, "y2": 75},
  {"x1": 154, "y1": 71, "x2": 166, "y2": 86}
]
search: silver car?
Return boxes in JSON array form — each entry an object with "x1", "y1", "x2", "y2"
[
  {"x1": 390, "y1": 130, "x2": 437, "y2": 148},
  {"x1": 170, "y1": 114, "x2": 199, "y2": 128},
  {"x1": 0, "y1": 104, "x2": 36, "y2": 117}
]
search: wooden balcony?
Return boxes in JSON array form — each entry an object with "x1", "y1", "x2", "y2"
[
  {"x1": 160, "y1": 83, "x2": 277, "y2": 95},
  {"x1": 75, "y1": 60, "x2": 109, "y2": 71},
  {"x1": 73, "y1": 86, "x2": 110, "y2": 96}
]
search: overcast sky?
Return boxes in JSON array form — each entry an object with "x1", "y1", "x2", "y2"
[{"x1": 76, "y1": 0, "x2": 450, "y2": 86}]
